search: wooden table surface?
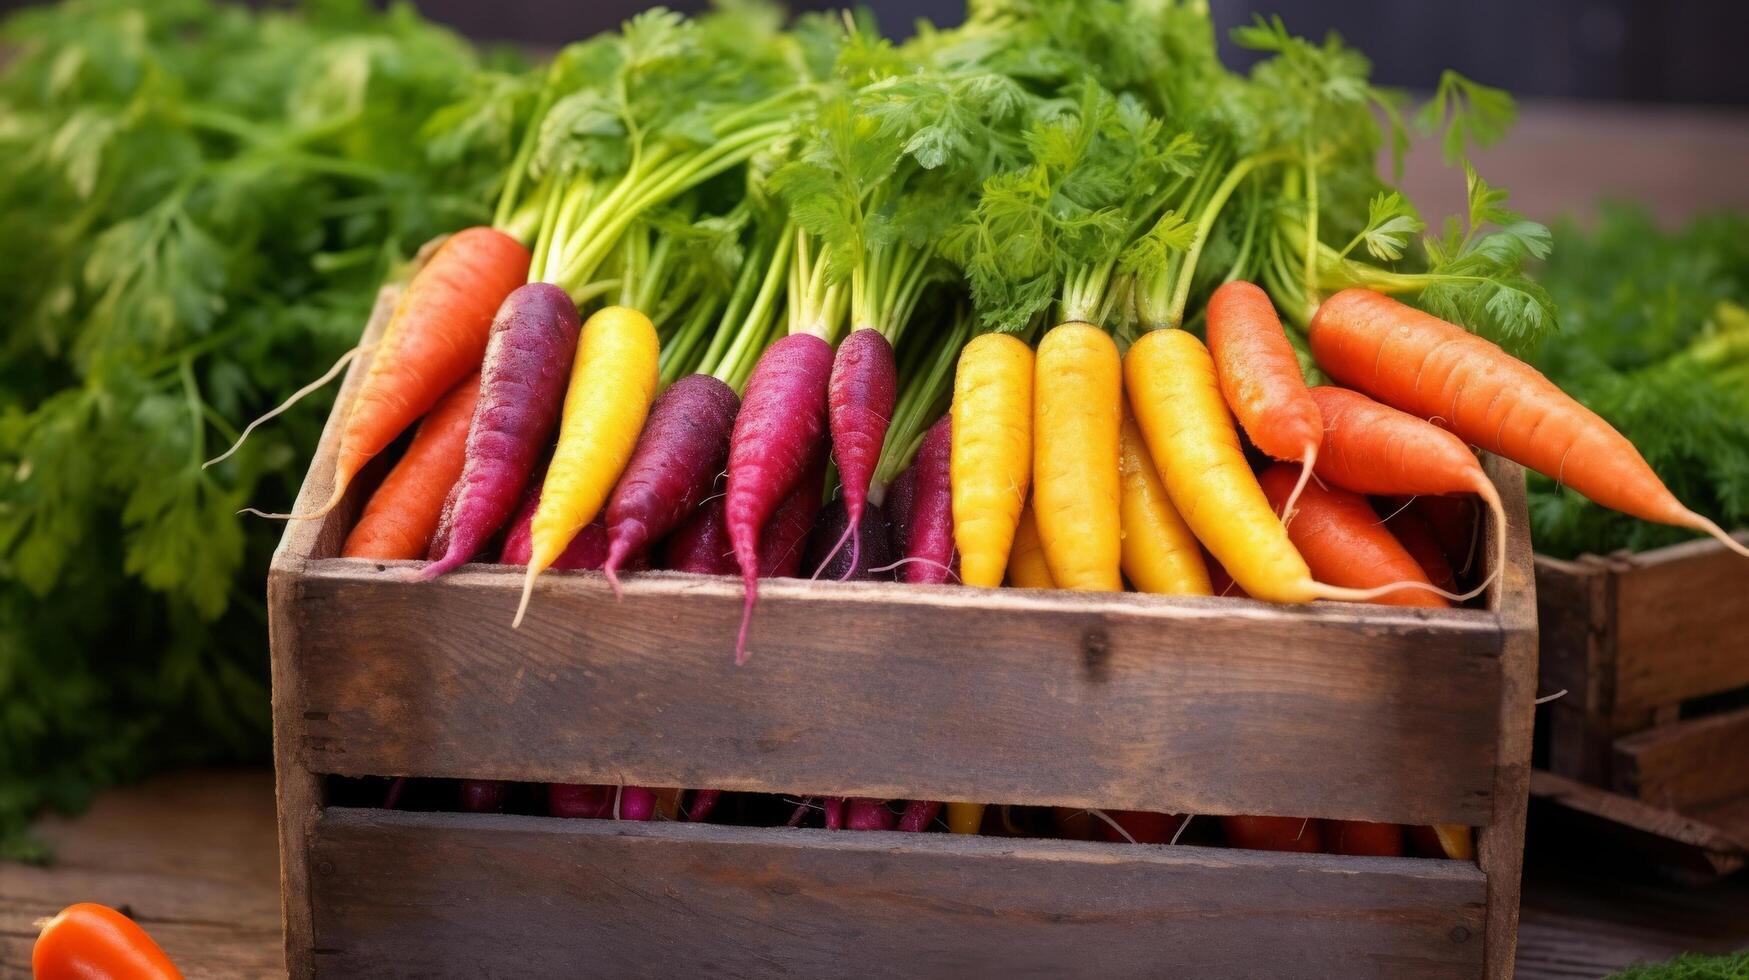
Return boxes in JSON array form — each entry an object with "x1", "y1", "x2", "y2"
[{"x1": 3, "y1": 767, "x2": 1747, "y2": 979}]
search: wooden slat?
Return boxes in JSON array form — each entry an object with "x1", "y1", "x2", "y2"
[
  {"x1": 1612, "y1": 532, "x2": 1749, "y2": 717},
  {"x1": 1534, "y1": 554, "x2": 1618, "y2": 783},
  {"x1": 1529, "y1": 770, "x2": 1746, "y2": 879},
  {"x1": 1613, "y1": 705, "x2": 1749, "y2": 811},
  {"x1": 308, "y1": 808, "x2": 1488, "y2": 980},
  {"x1": 1474, "y1": 457, "x2": 1538, "y2": 980},
  {"x1": 290, "y1": 565, "x2": 1505, "y2": 826}
]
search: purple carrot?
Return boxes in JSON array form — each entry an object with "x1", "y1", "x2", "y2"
[
  {"x1": 499, "y1": 475, "x2": 645, "y2": 572},
  {"x1": 822, "y1": 330, "x2": 897, "y2": 579},
  {"x1": 548, "y1": 783, "x2": 613, "y2": 819},
  {"x1": 725, "y1": 333, "x2": 834, "y2": 662},
  {"x1": 803, "y1": 497, "x2": 891, "y2": 581},
  {"x1": 685, "y1": 789, "x2": 721, "y2": 822},
  {"x1": 458, "y1": 780, "x2": 507, "y2": 813},
  {"x1": 846, "y1": 798, "x2": 898, "y2": 831},
  {"x1": 603, "y1": 374, "x2": 740, "y2": 595},
  {"x1": 821, "y1": 797, "x2": 847, "y2": 830},
  {"x1": 662, "y1": 482, "x2": 736, "y2": 575},
  {"x1": 884, "y1": 463, "x2": 917, "y2": 579},
  {"x1": 424, "y1": 283, "x2": 580, "y2": 578},
  {"x1": 902, "y1": 416, "x2": 955, "y2": 584},
  {"x1": 897, "y1": 800, "x2": 943, "y2": 832},
  {"x1": 617, "y1": 787, "x2": 658, "y2": 821},
  {"x1": 756, "y1": 448, "x2": 827, "y2": 578}
]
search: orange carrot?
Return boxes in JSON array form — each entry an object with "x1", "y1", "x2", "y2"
[
  {"x1": 1311, "y1": 289, "x2": 1749, "y2": 558},
  {"x1": 1258, "y1": 463, "x2": 1448, "y2": 609},
  {"x1": 1307, "y1": 385, "x2": 1506, "y2": 586},
  {"x1": 1379, "y1": 501, "x2": 1458, "y2": 592},
  {"x1": 341, "y1": 372, "x2": 481, "y2": 561},
  {"x1": 1207, "y1": 281, "x2": 1321, "y2": 516},
  {"x1": 253, "y1": 227, "x2": 529, "y2": 520}
]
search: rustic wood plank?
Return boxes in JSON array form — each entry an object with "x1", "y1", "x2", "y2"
[
  {"x1": 309, "y1": 807, "x2": 1487, "y2": 980},
  {"x1": 1612, "y1": 532, "x2": 1749, "y2": 719},
  {"x1": 1534, "y1": 554, "x2": 1618, "y2": 783},
  {"x1": 291, "y1": 565, "x2": 1505, "y2": 825},
  {"x1": 0, "y1": 771, "x2": 282, "y2": 980},
  {"x1": 1687, "y1": 795, "x2": 1749, "y2": 851},
  {"x1": 1476, "y1": 458, "x2": 1538, "y2": 980},
  {"x1": 1529, "y1": 770, "x2": 1746, "y2": 879},
  {"x1": 270, "y1": 281, "x2": 400, "y2": 980},
  {"x1": 1614, "y1": 705, "x2": 1749, "y2": 811}
]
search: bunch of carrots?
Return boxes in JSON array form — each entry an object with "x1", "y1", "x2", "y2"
[{"x1": 227, "y1": 2, "x2": 1744, "y2": 842}]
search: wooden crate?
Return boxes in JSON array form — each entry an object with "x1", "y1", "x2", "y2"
[
  {"x1": 1533, "y1": 536, "x2": 1749, "y2": 879},
  {"x1": 267, "y1": 289, "x2": 1539, "y2": 979}
]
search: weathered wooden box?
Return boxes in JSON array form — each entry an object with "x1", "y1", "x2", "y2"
[
  {"x1": 267, "y1": 290, "x2": 1538, "y2": 979},
  {"x1": 1532, "y1": 534, "x2": 1749, "y2": 878}
]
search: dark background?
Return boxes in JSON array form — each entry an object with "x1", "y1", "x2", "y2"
[{"x1": 3, "y1": 1, "x2": 1748, "y2": 103}]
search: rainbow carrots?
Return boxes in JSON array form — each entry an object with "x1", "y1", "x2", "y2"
[
  {"x1": 284, "y1": 227, "x2": 529, "y2": 520},
  {"x1": 1311, "y1": 289, "x2": 1749, "y2": 558},
  {"x1": 514, "y1": 306, "x2": 659, "y2": 626},
  {"x1": 341, "y1": 372, "x2": 480, "y2": 561},
  {"x1": 1258, "y1": 464, "x2": 1448, "y2": 609},
  {"x1": 951, "y1": 334, "x2": 1034, "y2": 588},
  {"x1": 1005, "y1": 502, "x2": 1054, "y2": 589},
  {"x1": 1207, "y1": 281, "x2": 1322, "y2": 518},
  {"x1": 1117, "y1": 414, "x2": 1212, "y2": 596},
  {"x1": 1032, "y1": 323, "x2": 1123, "y2": 591}
]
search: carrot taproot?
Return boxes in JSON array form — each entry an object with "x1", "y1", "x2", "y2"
[
  {"x1": 1033, "y1": 323, "x2": 1122, "y2": 591},
  {"x1": 1326, "y1": 820, "x2": 1404, "y2": 857},
  {"x1": 1221, "y1": 815, "x2": 1322, "y2": 853},
  {"x1": 947, "y1": 803, "x2": 985, "y2": 836},
  {"x1": 1118, "y1": 413, "x2": 1212, "y2": 595},
  {"x1": 1307, "y1": 385, "x2": 1506, "y2": 585},
  {"x1": 1258, "y1": 463, "x2": 1448, "y2": 609},
  {"x1": 1125, "y1": 329, "x2": 1458, "y2": 604},
  {"x1": 1094, "y1": 810, "x2": 1185, "y2": 845},
  {"x1": 951, "y1": 333, "x2": 1034, "y2": 587},
  {"x1": 1380, "y1": 501, "x2": 1458, "y2": 592},
  {"x1": 726, "y1": 333, "x2": 835, "y2": 661},
  {"x1": 845, "y1": 798, "x2": 898, "y2": 831},
  {"x1": 804, "y1": 498, "x2": 891, "y2": 581},
  {"x1": 1207, "y1": 280, "x2": 1321, "y2": 517},
  {"x1": 603, "y1": 374, "x2": 740, "y2": 594},
  {"x1": 514, "y1": 306, "x2": 660, "y2": 626},
  {"x1": 1414, "y1": 495, "x2": 1482, "y2": 577},
  {"x1": 1005, "y1": 501, "x2": 1054, "y2": 589},
  {"x1": 457, "y1": 780, "x2": 507, "y2": 813},
  {"x1": 1310, "y1": 288, "x2": 1748, "y2": 558},
  {"x1": 902, "y1": 416, "x2": 955, "y2": 584},
  {"x1": 757, "y1": 448, "x2": 828, "y2": 578},
  {"x1": 823, "y1": 329, "x2": 898, "y2": 578},
  {"x1": 424, "y1": 283, "x2": 580, "y2": 578},
  {"x1": 897, "y1": 800, "x2": 943, "y2": 833},
  {"x1": 340, "y1": 371, "x2": 480, "y2": 561},
  {"x1": 248, "y1": 227, "x2": 529, "y2": 520},
  {"x1": 663, "y1": 482, "x2": 736, "y2": 576},
  {"x1": 884, "y1": 463, "x2": 917, "y2": 579}
]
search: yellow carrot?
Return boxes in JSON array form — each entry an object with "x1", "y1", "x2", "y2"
[
  {"x1": 1123, "y1": 328, "x2": 1312, "y2": 603},
  {"x1": 1118, "y1": 413, "x2": 1212, "y2": 595},
  {"x1": 951, "y1": 333, "x2": 1034, "y2": 588},
  {"x1": 1005, "y1": 501, "x2": 1055, "y2": 589},
  {"x1": 947, "y1": 803, "x2": 985, "y2": 836},
  {"x1": 514, "y1": 306, "x2": 660, "y2": 625},
  {"x1": 1032, "y1": 322, "x2": 1123, "y2": 591},
  {"x1": 1435, "y1": 825, "x2": 1473, "y2": 860}
]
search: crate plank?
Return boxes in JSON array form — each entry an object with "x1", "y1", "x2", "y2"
[
  {"x1": 1534, "y1": 555, "x2": 1618, "y2": 783},
  {"x1": 1613, "y1": 705, "x2": 1749, "y2": 811},
  {"x1": 289, "y1": 564, "x2": 1505, "y2": 826},
  {"x1": 1529, "y1": 770, "x2": 1746, "y2": 879},
  {"x1": 308, "y1": 808, "x2": 1488, "y2": 980},
  {"x1": 1612, "y1": 532, "x2": 1749, "y2": 717}
]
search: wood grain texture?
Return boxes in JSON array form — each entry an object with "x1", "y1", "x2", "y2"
[
  {"x1": 1613, "y1": 705, "x2": 1749, "y2": 811},
  {"x1": 0, "y1": 771, "x2": 282, "y2": 980},
  {"x1": 308, "y1": 807, "x2": 1487, "y2": 980},
  {"x1": 1474, "y1": 458, "x2": 1538, "y2": 980},
  {"x1": 1534, "y1": 555, "x2": 1618, "y2": 784},
  {"x1": 289, "y1": 566, "x2": 1506, "y2": 825},
  {"x1": 1529, "y1": 770, "x2": 1745, "y2": 879},
  {"x1": 1612, "y1": 532, "x2": 1749, "y2": 718}
]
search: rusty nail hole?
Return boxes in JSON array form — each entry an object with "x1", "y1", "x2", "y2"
[
  {"x1": 1449, "y1": 926, "x2": 1471, "y2": 944},
  {"x1": 317, "y1": 860, "x2": 336, "y2": 876}
]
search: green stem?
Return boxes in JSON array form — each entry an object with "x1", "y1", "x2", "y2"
[{"x1": 1156, "y1": 150, "x2": 1285, "y2": 329}]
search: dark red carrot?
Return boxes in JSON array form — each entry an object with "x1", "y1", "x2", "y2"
[
  {"x1": 1222, "y1": 815, "x2": 1322, "y2": 852},
  {"x1": 617, "y1": 787, "x2": 657, "y2": 822},
  {"x1": 803, "y1": 498, "x2": 892, "y2": 581},
  {"x1": 662, "y1": 484, "x2": 736, "y2": 575},
  {"x1": 424, "y1": 284, "x2": 580, "y2": 578},
  {"x1": 902, "y1": 416, "x2": 954, "y2": 584},
  {"x1": 756, "y1": 449, "x2": 828, "y2": 577},
  {"x1": 821, "y1": 797, "x2": 846, "y2": 830},
  {"x1": 548, "y1": 783, "x2": 613, "y2": 819},
  {"x1": 1414, "y1": 494, "x2": 1481, "y2": 576},
  {"x1": 685, "y1": 789, "x2": 722, "y2": 822},
  {"x1": 726, "y1": 333, "x2": 835, "y2": 662},
  {"x1": 499, "y1": 486, "x2": 610, "y2": 571},
  {"x1": 845, "y1": 798, "x2": 898, "y2": 831},
  {"x1": 824, "y1": 329, "x2": 897, "y2": 577},
  {"x1": 603, "y1": 374, "x2": 740, "y2": 595},
  {"x1": 457, "y1": 780, "x2": 506, "y2": 813},
  {"x1": 1326, "y1": 820, "x2": 1405, "y2": 857},
  {"x1": 897, "y1": 800, "x2": 943, "y2": 833},
  {"x1": 1379, "y1": 500, "x2": 1458, "y2": 591}
]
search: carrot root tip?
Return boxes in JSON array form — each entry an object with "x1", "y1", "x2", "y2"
[
  {"x1": 1278, "y1": 442, "x2": 1319, "y2": 527},
  {"x1": 1687, "y1": 512, "x2": 1749, "y2": 558},
  {"x1": 513, "y1": 564, "x2": 539, "y2": 629},
  {"x1": 205, "y1": 344, "x2": 369, "y2": 470}
]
